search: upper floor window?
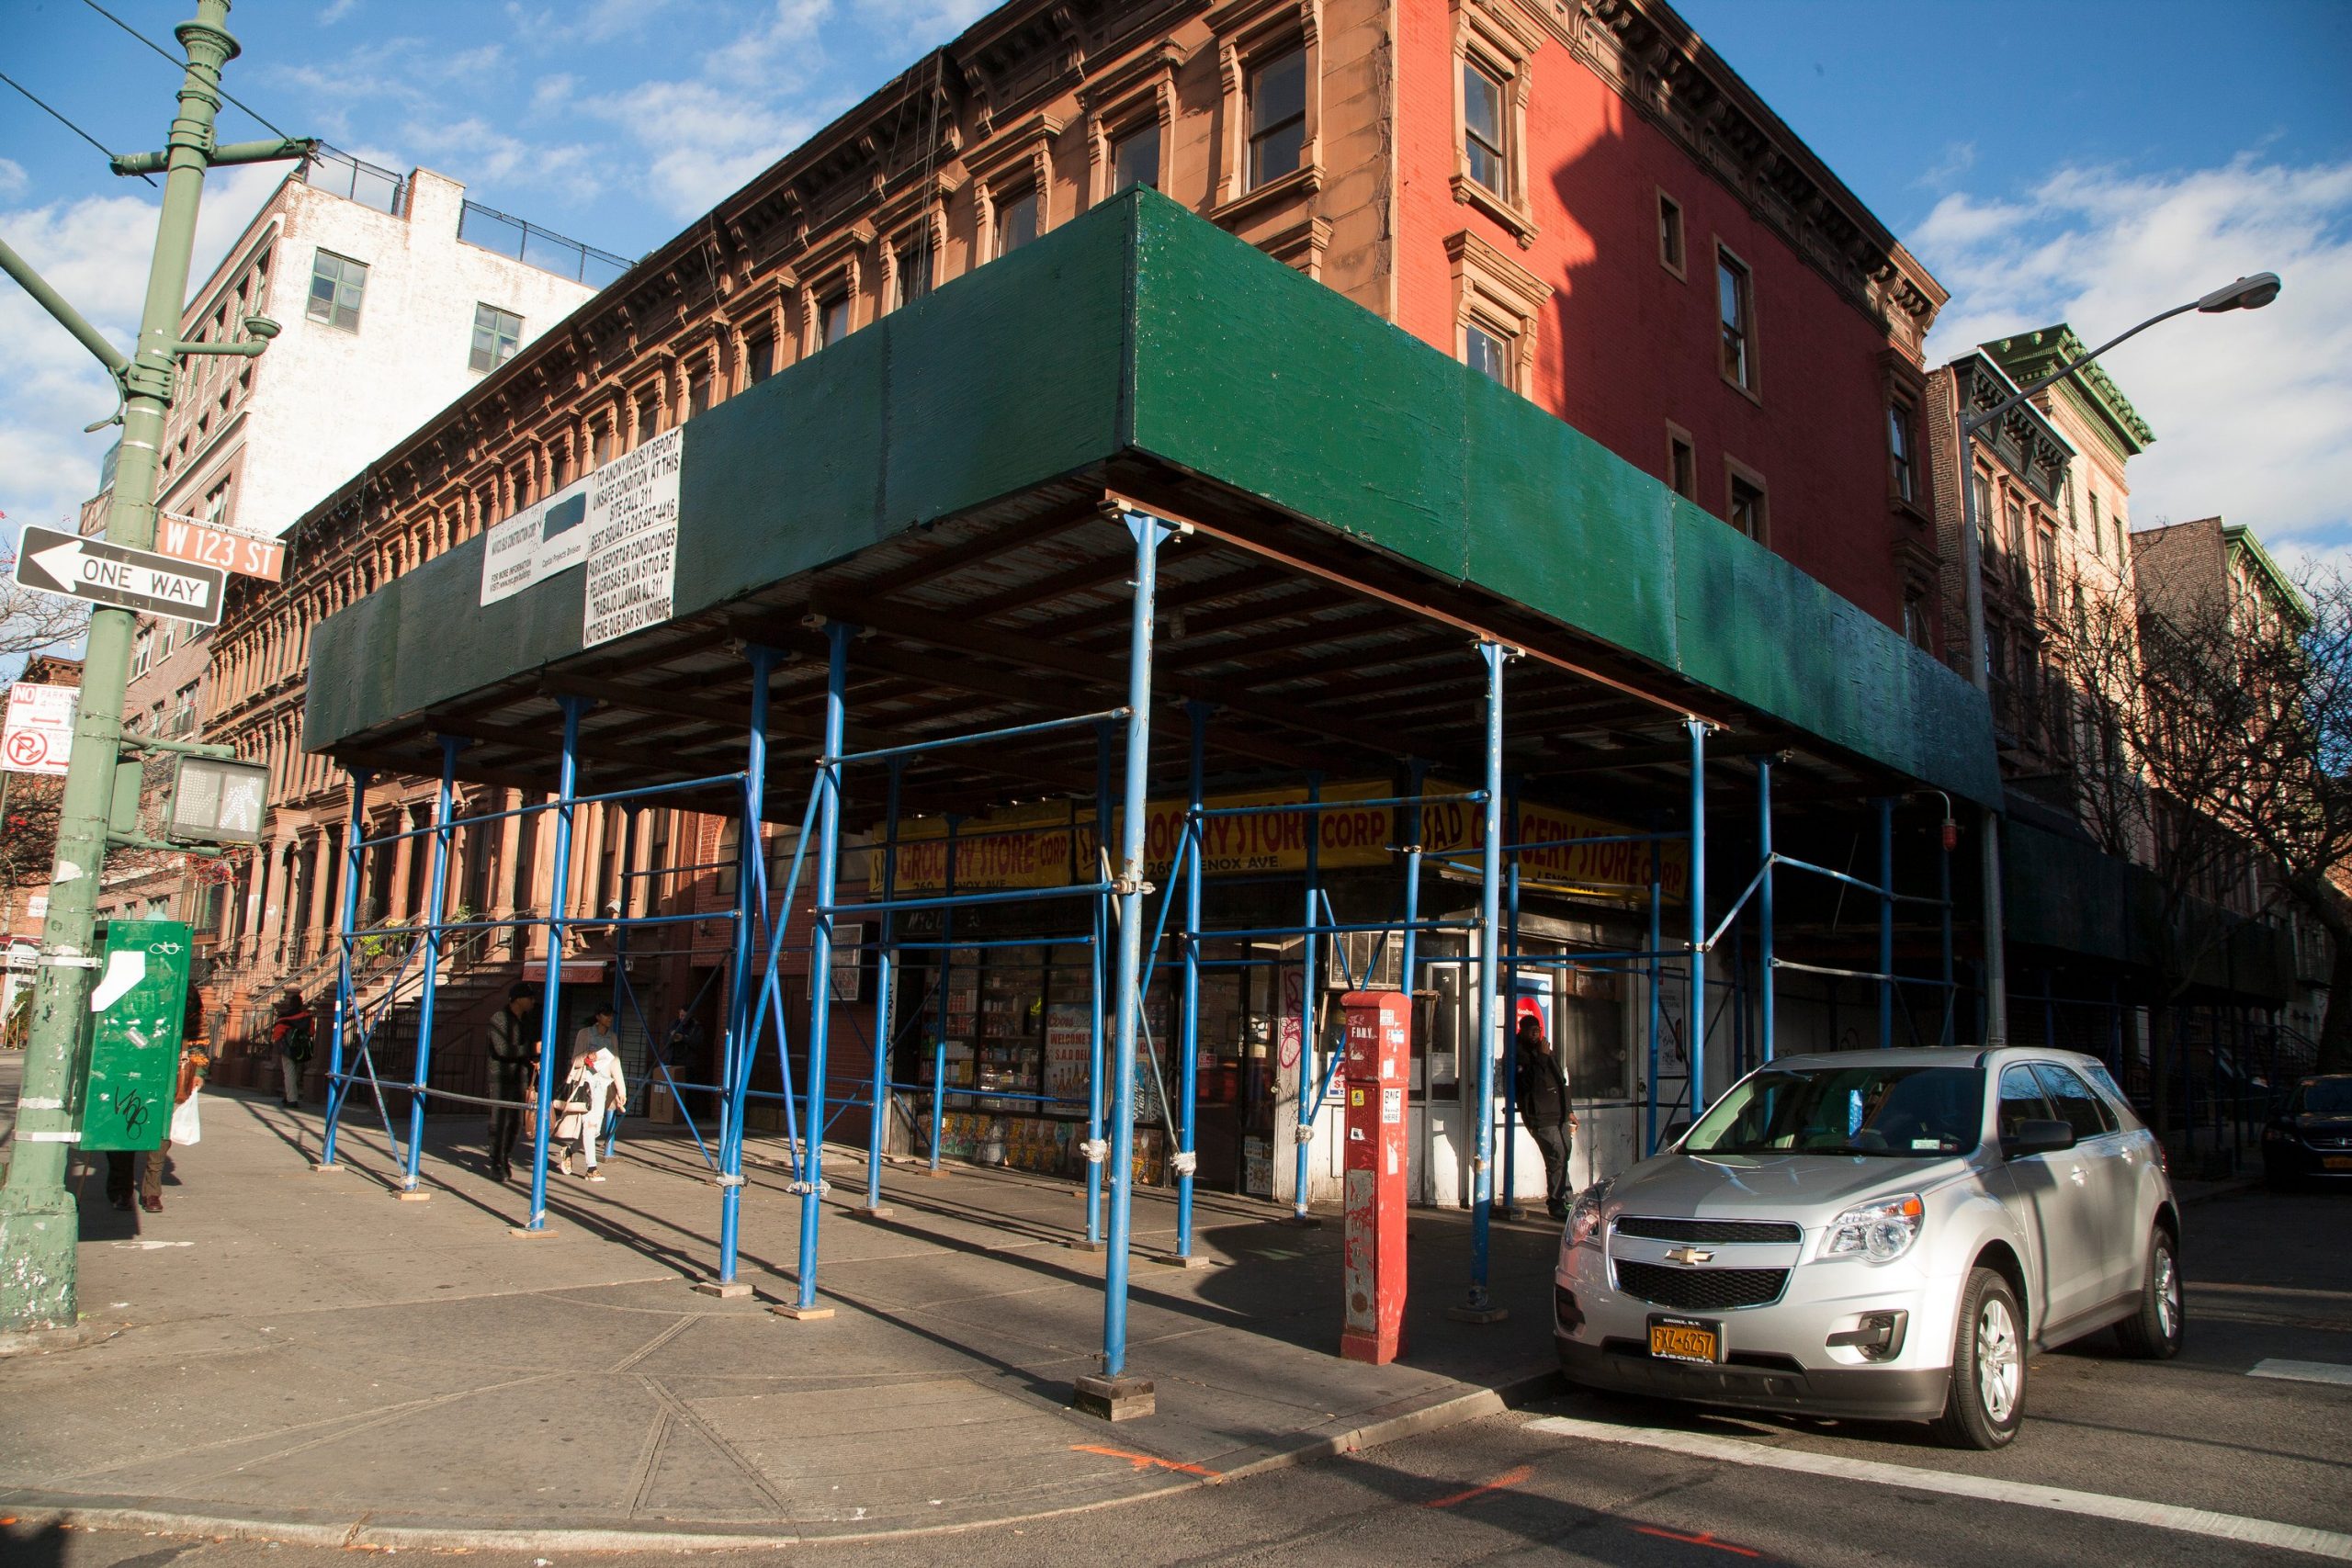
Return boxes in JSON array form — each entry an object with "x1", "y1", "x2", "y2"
[
  {"x1": 1727, "y1": 472, "x2": 1767, "y2": 542},
  {"x1": 1657, "y1": 192, "x2": 1685, "y2": 277},
  {"x1": 1887, "y1": 401, "x2": 1917, "y2": 503},
  {"x1": 820, "y1": 291, "x2": 854, "y2": 345},
  {"x1": 2005, "y1": 497, "x2": 2027, "y2": 561},
  {"x1": 1248, "y1": 46, "x2": 1307, "y2": 190},
  {"x1": 469, "y1": 304, "x2": 523, "y2": 373},
  {"x1": 2037, "y1": 525, "x2": 2060, "y2": 606},
  {"x1": 1716, "y1": 247, "x2": 1755, "y2": 392},
  {"x1": 635, "y1": 389, "x2": 662, "y2": 444},
  {"x1": 688, "y1": 369, "x2": 711, "y2": 419},
  {"x1": 746, "y1": 334, "x2": 776, "y2": 384},
  {"x1": 1668, "y1": 429, "x2": 1697, "y2": 501},
  {"x1": 1973, "y1": 471, "x2": 1994, "y2": 547},
  {"x1": 1112, "y1": 124, "x2": 1160, "y2": 194},
  {"x1": 306, "y1": 250, "x2": 367, "y2": 333},
  {"x1": 994, "y1": 190, "x2": 1040, "y2": 258},
  {"x1": 1464, "y1": 321, "x2": 1512, "y2": 387},
  {"x1": 1462, "y1": 59, "x2": 1506, "y2": 195},
  {"x1": 592, "y1": 420, "x2": 615, "y2": 468},
  {"x1": 896, "y1": 239, "x2": 933, "y2": 305}
]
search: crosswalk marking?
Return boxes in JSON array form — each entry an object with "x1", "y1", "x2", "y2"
[
  {"x1": 1526, "y1": 1415, "x2": 2352, "y2": 1562},
  {"x1": 2249, "y1": 1358, "x2": 2352, "y2": 1388}
]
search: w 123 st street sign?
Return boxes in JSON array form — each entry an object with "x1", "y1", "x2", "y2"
[{"x1": 13, "y1": 525, "x2": 225, "y2": 626}]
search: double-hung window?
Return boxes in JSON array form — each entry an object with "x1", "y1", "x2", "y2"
[
  {"x1": 1111, "y1": 125, "x2": 1160, "y2": 194},
  {"x1": 1462, "y1": 59, "x2": 1506, "y2": 195},
  {"x1": 1247, "y1": 47, "x2": 1307, "y2": 190},
  {"x1": 1717, "y1": 249, "x2": 1755, "y2": 391},
  {"x1": 994, "y1": 189, "x2": 1040, "y2": 257},
  {"x1": 307, "y1": 250, "x2": 367, "y2": 333},
  {"x1": 1888, "y1": 402, "x2": 1917, "y2": 502},
  {"x1": 469, "y1": 304, "x2": 523, "y2": 372}
]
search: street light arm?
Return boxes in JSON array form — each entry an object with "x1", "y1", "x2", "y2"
[
  {"x1": 1962, "y1": 299, "x2": 2200, "y2": 436},
  {"x1": 0, "y1": 231, "x2": 131, "y2": 378}
]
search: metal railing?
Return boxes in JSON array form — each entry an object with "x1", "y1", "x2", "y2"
[
  {"x1": 457, "y1": 200, "x2": 632, "y2": 289},
  {"x1": 301, "y1": 146, "x2": 404, "y2": 216}
]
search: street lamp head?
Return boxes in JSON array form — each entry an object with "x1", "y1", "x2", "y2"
[{"x1": 2197, "y1": 273, "x2": 2282, "y2": 313}]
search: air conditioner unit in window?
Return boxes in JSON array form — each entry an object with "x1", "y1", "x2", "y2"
[{"x1": 1329, "y1": 930, "x2": 1403, "y2": 991}]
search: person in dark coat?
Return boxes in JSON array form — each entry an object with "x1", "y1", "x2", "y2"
[
  {"x1": 1513, "y1": 1012, "x2": 1577, "y2": 1220},
  {"x1": 484, "y1": 984, "x2": 540, "y2": 1182},
  {"x1": 269, "y1": 989, "x2": 312, "y2": 1107}
]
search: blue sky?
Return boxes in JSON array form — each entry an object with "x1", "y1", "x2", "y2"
[{"x1": 5, "y1": 0, "x2": 2349, "y2": 562}]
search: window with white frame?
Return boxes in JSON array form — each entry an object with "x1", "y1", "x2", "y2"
[
  {"x1": 1445, "y1": 229, "x2": 1549, "y2": 397},
  {"x1": 1247, "y1": 46, "x2": 1307, "y2": 190},
  {"x1": 306, "y1": 250, "x2": 367, "y2": 333},
  {"x1": 469, "y1": 303, "x2": 523, "y2": 372}
]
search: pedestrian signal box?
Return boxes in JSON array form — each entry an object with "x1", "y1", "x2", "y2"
[
  {"x1": 1340, "y1": 989, "x2": 1410, "y2": 1364},
  {"x1": 77, "y1": 919, "x2": 192, "y2": 1153}
]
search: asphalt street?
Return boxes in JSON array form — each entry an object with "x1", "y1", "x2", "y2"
[{"x1": 6, "y1": 1179, "x2": 2345, "y2": 1567}]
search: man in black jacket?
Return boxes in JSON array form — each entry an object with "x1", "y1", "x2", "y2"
[
  {"x1": 1513, "y1": 1011, "x2": 1577, "y2": 1220},
  {"x1": 485, "y1": 985, "x2": 540, "y2": 1182}
]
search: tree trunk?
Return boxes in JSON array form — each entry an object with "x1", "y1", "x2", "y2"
[
  {"x1": 2318, "y1": 931, "x2": 2352, "y2": 1075},
  {"x1": 2148, "y1": 998, "x2": 2174, "y2": 1155}
]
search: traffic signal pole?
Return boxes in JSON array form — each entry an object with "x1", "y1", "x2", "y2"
[{"x1": 0, "y1": 0, "x2": 309, "y2": 1332}]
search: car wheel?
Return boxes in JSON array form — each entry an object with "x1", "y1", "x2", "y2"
[
  {"x1": 1932, "y1": 1267, "x2": 2026, "y2": 1450},
  {"x1": 2114, "y1": 1227, "x2": 2185, "y2": 1359}
]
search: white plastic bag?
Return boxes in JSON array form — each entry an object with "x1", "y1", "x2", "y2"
[{"x1": 169, "y1": 1088, "x2": 202, "y2": 1146}]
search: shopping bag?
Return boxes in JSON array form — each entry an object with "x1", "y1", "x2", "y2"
[{"x1": 169, "y1": 1088, "x2": 203, "y2": 1146}]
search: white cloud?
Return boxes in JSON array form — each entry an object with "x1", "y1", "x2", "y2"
[
  {"x1": 1919, "y1": 154, "x2": 2352, "y2": 562},
  {"x1": 0, "y1": 164, "x2": 288, "y2": 543},
  {"x1": 319, "y1": 0, "x2": 360, "y2": 23},
  {"x1": 0, "y1": 159, "x2": 26, "y2": 200}
]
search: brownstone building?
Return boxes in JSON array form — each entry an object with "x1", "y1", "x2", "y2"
[{"x1": 198, "y1": 0, "x2": 1951, "y2": 1101}]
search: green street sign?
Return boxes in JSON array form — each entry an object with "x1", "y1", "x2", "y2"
[{"x1": 78, "y1": 919, "x2": 192, "y2": 1153}]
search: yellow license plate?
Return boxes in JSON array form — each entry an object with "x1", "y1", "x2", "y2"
[
  {"x1": 2325, "y1": 1156, "x2": 2352, "y2": 1171},
  {"x1": 1649, "y1": 1316, "x2": 1720, "y2": 1363}
]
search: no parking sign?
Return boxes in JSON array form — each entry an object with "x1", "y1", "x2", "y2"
[{"x1": 3, "y1": 682, "x2": 77, "y2": 776}]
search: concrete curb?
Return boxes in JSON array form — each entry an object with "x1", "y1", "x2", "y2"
[{"x1": 0, "y1": 1367, "x2": 1563, "y2": 1551}]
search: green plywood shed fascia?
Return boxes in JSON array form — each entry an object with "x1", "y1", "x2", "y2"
[
  {"x1": 1118, "y1": 193, "x2": 1998, "y2": 804},
  {"x1": 307, "y1": 187, "x2": 1997, "y2": 807}
]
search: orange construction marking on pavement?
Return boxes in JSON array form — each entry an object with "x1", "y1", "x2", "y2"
[
  {"x1": 1071, "y1": 1444, "x2": 1222, "y2": 1478},
  {"x1": 1423, "y1": 1463, "x2": 1533, "y2": 1508},
  {"x1": 1634, "y1": 1524, "x2": 1762, "y2": 1557}
]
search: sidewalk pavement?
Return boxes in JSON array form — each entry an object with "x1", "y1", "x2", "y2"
[{"x1": 0, "y1": 1075, "x2": 1563, "y2": 1550}]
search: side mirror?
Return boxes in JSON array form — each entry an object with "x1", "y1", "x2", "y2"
[
  {"x1": 2004, "y1": 1118, "x2": 2076, "y2": 1160},
  {"x1": 1660, "y1": 1119, "x2": 1692, "y2": 1145}
]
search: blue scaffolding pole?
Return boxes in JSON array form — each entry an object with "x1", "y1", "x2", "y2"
[
  {"x1": 712, "y1": 647, "x2": 777, "y2": 1286},
  {"x1": 1170, "y1": 699, "x2": 1210, "y2": 1260},
  {"x1": 523, "y1": 697, "x2": 588, "y2": 1233},
  {"x1": 1454, "y1": 639, "x2": 1510, "y2": 1320},
  {"x1": 399, "y1": 738, "x2": 462, "y2": 1194},
  {"x1": 1097, "y1": 509, "x2": 1170, "y2": 1381},
  {"x1": 1288, "y1": 771, "x2": 1323, "y2": 1225},
  {"x1": 786, "y1": 626, "x2": 850, "y2": 1317},
  {"x1": 318, "y1": 770, "x2": 371, "y2": 1170},
  {"x1": 860, "y1": 758, "x2": 904, "y2": 1218}
]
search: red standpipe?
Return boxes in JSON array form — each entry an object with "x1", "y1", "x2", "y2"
[{"x1": 1340, "y1": 989, "x2": 1410, "y2": 1364}]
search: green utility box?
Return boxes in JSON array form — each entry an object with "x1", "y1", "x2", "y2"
[{"x1": 77, "y1": 919, "x2": 192, "y2": 1153}]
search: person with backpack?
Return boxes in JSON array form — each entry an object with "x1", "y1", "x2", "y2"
[{"x1": 270, "y1": 989, "x2": 313, "y2": 1108}]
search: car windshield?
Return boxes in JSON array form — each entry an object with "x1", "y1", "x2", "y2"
[
  {"x1": 2295, "y1": 1078, "x2": 2352, "y2": 1114},
  {"x1": 1683, "y1": 1065, "x2": 1984, "y2": 1157}
]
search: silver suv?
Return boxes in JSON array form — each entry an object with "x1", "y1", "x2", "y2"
[{"x1": 1554, "y1": 1047, "x2": 2182, "y2": 1448}]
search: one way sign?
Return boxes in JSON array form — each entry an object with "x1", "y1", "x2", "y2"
[{"x1": 13, "y1": 525, "x2": 225, "y2": 626}]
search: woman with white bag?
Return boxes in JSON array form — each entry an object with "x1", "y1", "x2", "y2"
[
  {"x1": 555, "y1": 1004, "x2": 627, "y2": 1183},
  {"x1": 109, "y1": 1036, "x2": 209, "y2": 1215}
]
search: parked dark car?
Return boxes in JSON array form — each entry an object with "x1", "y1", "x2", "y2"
[{"x1": 2261, "y1": 1074, "x2": 2352, "y2": 1188}]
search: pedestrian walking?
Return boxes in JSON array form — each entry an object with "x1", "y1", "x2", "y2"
[
  {"x1": 1513, "y1": 1011, "x2": 1577, "y2": 1220},
  {"x1": 269, "y1": 988, "x2": 313, "y2": 1107},
  {"x1": 484, "y1": 984, "x2": 539, "y2": 1182},
  {"x1": 557, "y1": 1004, "x2": 627, "y2": 1182},
  {"x1": 106, "y1": 1035, "x2": 209, "y2": 1215}
]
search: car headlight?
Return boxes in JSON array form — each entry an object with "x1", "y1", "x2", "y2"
[
  {"x1": 1821, "y1": 1192, "x2": 1925, "y2": 1263},
  {"x1": 1566, "y1": 1179, "x2": 1612, "y2": 1247}
]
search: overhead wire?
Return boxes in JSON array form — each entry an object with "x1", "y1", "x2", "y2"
[
  {"x1": 77, "y1": 0, "x2": 294, "y2": 140},
  {"x1": 0, "y1": 71, "x2": 157, "y2": 186}
]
